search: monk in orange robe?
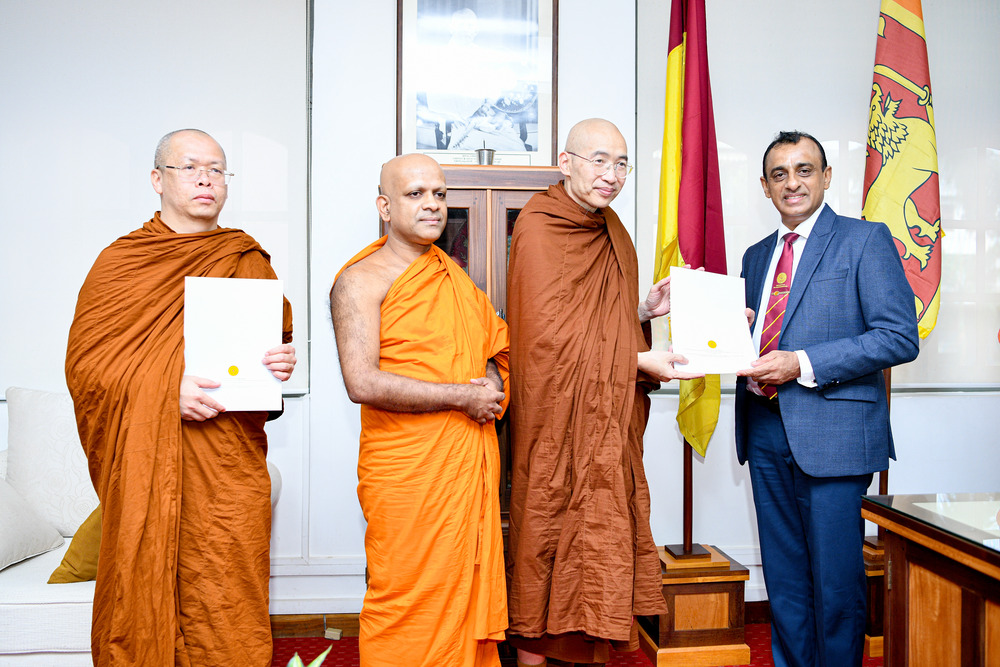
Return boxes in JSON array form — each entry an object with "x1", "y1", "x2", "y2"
[
  {"x1": 506, "y1": 119, "x2": 700, "y2": 666},
  {"x1": 65, "y1": 129, "x2": 296, "y2": 667},
  {"x1": 330, "y1": 154, "x2": 509, "y2": 667}
]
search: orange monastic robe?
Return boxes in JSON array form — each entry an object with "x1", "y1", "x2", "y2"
[
  {"x1": 336, "y1": 240, "x2": 510, "y2": 667},
  {"x1": 65, "y1": 213, "x2": 292, "y2": 667}
]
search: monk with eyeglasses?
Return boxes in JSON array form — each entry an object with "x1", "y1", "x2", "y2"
[
  {"x1": 505, "y1": 119, "x2": 698, "y2": 667},
  {"x1": 67, "y1": 129, "x2": 296, "y2": 666}
]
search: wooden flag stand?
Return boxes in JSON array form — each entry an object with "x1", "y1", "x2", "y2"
[{"x1": 638, "y1": 441, "x2": 751, "y2": 666}]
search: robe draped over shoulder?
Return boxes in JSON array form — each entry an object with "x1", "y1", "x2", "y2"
[
  {"x1": 335, "y1": 239, "x2": 510, "y2": 667},
  {"x1": 506, "y1": 183, "x2": 666, "y2": 654},
  {"x1": 65, "y1": 213, "x2": 292, "y2": 667}
]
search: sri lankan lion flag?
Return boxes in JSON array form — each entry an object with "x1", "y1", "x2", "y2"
[
  {"x1": 862, "y1": 0, "x2": 941, "y2": 339},
  {"x1": 654, "y1": 0, "x2": 726, "y2": 457}
]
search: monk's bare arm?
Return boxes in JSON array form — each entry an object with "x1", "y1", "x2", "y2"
[
  {"x1": 484, "y1": 359, "x2": 503, "y2": 392},
  {"x1": 331, "y1": 264, "x2": 504, "y2": 423}
]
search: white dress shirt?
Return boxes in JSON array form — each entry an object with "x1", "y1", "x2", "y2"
[{"x1": 748, "y1": 207, "x2": 823, "y2": 394}]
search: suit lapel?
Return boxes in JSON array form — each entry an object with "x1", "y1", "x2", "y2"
[
  {"x1": 746, "y1": 233, "x2": 777, "y2": 337},
  {"x1": 784, "y1": 204, "x2": 836, "y2": 327}
]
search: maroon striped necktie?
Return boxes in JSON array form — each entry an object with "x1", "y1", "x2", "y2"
[{"x1": 758, "y1": 232, "x2": 799, "y2": 399}]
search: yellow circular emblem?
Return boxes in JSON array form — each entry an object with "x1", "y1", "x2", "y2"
[
  {"x1": 776, "y1": 272, "x2": 788, "y2": 285},
  {"x1": 228, "y1": 366, "x2": 239, "y2": 376},
  {"x1": 707, "y1": 340, "x2": 717, "y2": 349}
]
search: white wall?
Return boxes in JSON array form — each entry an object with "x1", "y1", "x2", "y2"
[
  {"x1": 636, "y1": 0, "x2": 1000, "y2": 600},
  {"x1": 2, "y1": 0, "x2": 997, "y2": 614},
  {"x1": 300, "y1": 0, "x2": 639, "y2": 613},
  {"x1": 0, "y1": 0, "x2": 310, "y2": 396},
  {"x1": 0, "y1": 0, "x2": 312, "y2": 613}
]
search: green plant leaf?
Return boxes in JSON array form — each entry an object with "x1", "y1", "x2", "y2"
[
  {"x1": 305, "y1": 644, "x2": 333, "y2": 667},
  {"x1": 286, "y1": 653, "x2": 304, "y2": 667}
]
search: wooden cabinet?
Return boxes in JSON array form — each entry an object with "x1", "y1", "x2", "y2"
[
  {"x1": 435, "y1": 165, "x2": 563, "y2": 316},
  {"x1": 437, "y1": 166, "x2": 562, "y2": 523},
  {"x1": 862, "y1": 493, "x2": 1000, "y2": 667}
]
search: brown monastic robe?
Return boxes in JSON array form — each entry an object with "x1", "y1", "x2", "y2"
[
  {"x1": 65, "y1": 213, "x2": 292, "y2": 667},
  {"x1": 506, "y1": 183, "x2": 667, "y2": 661}
]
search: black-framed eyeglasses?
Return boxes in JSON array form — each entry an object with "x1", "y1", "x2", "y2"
[
  {"x1": 566, "y1": 151, "x2": 633, "y2": 180},
  {"x1": 156, "y1": 164, "x2": 234, "y2": 185}
]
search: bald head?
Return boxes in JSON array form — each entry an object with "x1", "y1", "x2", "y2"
[
  {"x1": 560, "y1": 119, "x2": 629, "y2": 212},
  {"x1": 154, "y1": 129, "x2": 225, "y2": 168},
  {"x1": 379, "y1": 153, "x2": 444, "y2": 199},
  {"x1": 564, "y1": 118, "x2": 626, "y2": 155},
  {"x1": 377, "y1": 154, "x2": 448, "y2": 248}
]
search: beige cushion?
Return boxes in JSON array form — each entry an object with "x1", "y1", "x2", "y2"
[
  {"x1": 4, "y1": 387, "x2": 99, "y2": 536},
  {"x1": 0, "y1": 477, "x2": 64, "y2": 571}
]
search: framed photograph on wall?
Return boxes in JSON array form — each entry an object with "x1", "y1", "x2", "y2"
[{"x1": 396, "y1": 0, "x2": 558, "y2": 166}]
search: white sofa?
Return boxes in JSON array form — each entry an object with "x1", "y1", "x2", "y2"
[{"x1": 0, "y1": 388, "x2": 281, "y2": 666}]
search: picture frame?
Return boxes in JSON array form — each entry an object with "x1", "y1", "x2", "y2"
[{"x1": 396, "y1": 0, "x2": 558, "y2": 166}]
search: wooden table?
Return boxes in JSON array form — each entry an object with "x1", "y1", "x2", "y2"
[{"x1": 862, "y1": 492, "x2": 1000, "y2": 666}]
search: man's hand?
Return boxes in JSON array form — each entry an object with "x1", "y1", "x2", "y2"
[
  {"x1": 263, "y1": 344, "x2": 297, "y2": 381},
  {"x1": 745, "y1": 308, "x2": 755, "y2": 328},
  {"x1": 638, "y1": 265, "x2": 702, "y2": 323},
  {"x1": 459, "y1": 381, "x2": 505, "y2": 424},
  {"x1": 180, "y1": 375, "x2": 225, "y2": 421},
  {"x1": 637, "y1": 350, "x2": 705, "y2": 382},
  {"x1": 638, "y1": 276, "x2": 672, "y2": 323},
  {"x1": 470, "y1": 375, "x2": 504, "y2": 394},
  {"x1": 738, "y1": 350, "x2": 800, "y2": 385}
]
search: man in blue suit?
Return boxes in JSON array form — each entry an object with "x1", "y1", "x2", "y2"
[{"x1": 736, "y1": 131, "x2": 919, "y2": 667}]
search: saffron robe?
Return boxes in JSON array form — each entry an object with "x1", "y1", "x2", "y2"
[
  {"x1": 335, "y1": 240, "x2": 510, "y2": 667},
  {"x1": 506, "y1": 183, "x2": 667, "y2": 655},
  {"x1": 65, "y1": 213, "x2": 293, "y2": 667}
]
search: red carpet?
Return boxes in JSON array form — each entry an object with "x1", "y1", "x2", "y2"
[{"x1": 271, "y1": 626, "x2": 884, "y2": 666}]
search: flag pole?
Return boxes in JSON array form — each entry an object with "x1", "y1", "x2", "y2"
[
  {"x1": 665, "y1": 439, "x2": 709, "y2": 560},
  {"x1": 683, "y1": 441, "x2": 692, "y2": 553},
  {"x1": 657, "y1": 0, "x2": 723, "y2": 561}
]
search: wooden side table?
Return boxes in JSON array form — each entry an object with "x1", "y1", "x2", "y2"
[{"x1": 862, "y1": 492, "x2": 1000, "y2": 667}]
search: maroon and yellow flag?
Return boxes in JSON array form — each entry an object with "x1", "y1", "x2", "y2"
[
  {"x1": 862, "y1": 0, "x2": 941, "y2": 339},
  {"x1": 654, "y1": 0, "x2": 726, "y2": 457}
]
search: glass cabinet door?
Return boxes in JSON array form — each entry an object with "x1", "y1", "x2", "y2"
[
  {"x1": 440, "y1": 189, "x2": 488, "y2": 293},
  {"x1": 490, "y1": 189, "x2": 537, "y2": 317}
]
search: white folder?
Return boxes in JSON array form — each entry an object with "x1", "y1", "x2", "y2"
[
  {"x1": 184, "y1": 276, "x2": 284, "y2": 411},
  {"x1": 669, "y1": 266, "x2": 757, "y2": 375}
]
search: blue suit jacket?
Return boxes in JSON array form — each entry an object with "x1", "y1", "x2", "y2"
[{"x1": 735, "y1": 204, "x2": 919, "y2": 477}]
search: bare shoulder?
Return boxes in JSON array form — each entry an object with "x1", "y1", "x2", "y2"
[{"x1": 331, "y1": 249, "x2": 399, "y2": 314}]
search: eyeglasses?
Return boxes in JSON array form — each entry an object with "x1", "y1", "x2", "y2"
[
  {"x1": 156, "y1": 164, "x2": 234, "y2": 185},
  {"x1": 566, "y1": 152, "x2": 633, "y2": 180}
]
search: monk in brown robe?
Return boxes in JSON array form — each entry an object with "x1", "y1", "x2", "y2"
[
  {"x1": 506, "y1": 119, "x2": 700, "y2": 667},
  {"x1": 330, "y1": 154, "x2": 510, "y2": 667},
  {"x1": 65, "y1": 129, "x2": 296, "y2": 667}
]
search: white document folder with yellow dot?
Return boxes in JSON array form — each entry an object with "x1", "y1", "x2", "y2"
[
  {"x1": 183, "y1": 276, "x2": 284, "y2": 411},
  {"x1": 668, "y1": 266, "x2": 757, "y2": 375}
]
